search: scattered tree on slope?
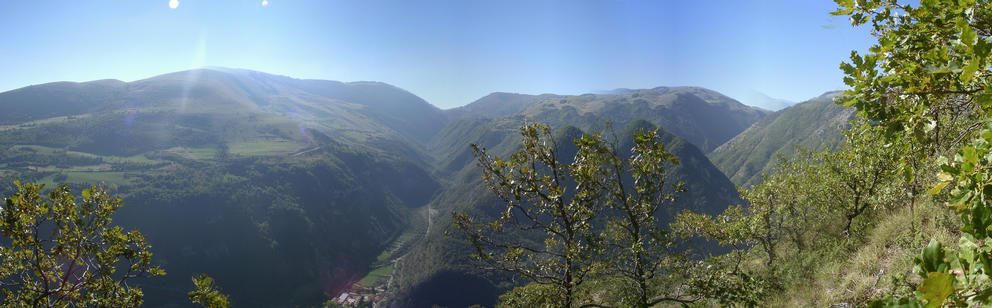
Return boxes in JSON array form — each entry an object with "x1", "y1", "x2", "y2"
[{"x1": 834, "y1": 0, "x2": 992, "y2": 306}]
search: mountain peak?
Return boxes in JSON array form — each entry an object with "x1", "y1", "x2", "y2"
[
  {"x1": 446, "y1": 92, "x2": 562, "y2": 119},
  {"x1": 739, "y1": 90, "x2": 795, "y2": 111}
]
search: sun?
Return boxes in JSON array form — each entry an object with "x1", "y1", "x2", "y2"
[
  {"x1": 168, "y1": 0, "x2": 179, "y2": 9},
  {"x1": 262, "y1": 0, "x2": 269, "y2": 6}
]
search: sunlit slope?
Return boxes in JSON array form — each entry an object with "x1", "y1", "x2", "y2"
[
  {"x1": 708, "y1": 91, "x2": 855, "y2": 187},
  {"x1": 0, "y1": 68, "x2": 445, "y2": 307},
  {"x1": 0, "y1": 79, "x2": 128, "y2": 124},
  {"x1": 0, "y1": 68, "x2": 446, "y2": 156}
]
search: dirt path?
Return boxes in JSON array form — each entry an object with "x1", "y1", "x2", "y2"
[
  {"x1": 289, "y1": 146, "x2": 320, "y2": 157},
  {"x1": 425, "y1": 203, "x2": 433, "y2": 236}
]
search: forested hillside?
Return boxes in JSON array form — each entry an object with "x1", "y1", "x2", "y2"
[
  {"x1": 0, "y1": 68, "x2": 446, "y2": 306},
  {"x1": 708, "y1": 91, "x2": 855, "y2": 187}
]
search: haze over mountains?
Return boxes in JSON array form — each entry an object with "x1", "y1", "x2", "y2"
[
  {"x1": 0, "y1": 68, "x2": 850, "y2": 307},
  {"x1": 740, "y1": 90, "x2": 797, "y2": 111}
]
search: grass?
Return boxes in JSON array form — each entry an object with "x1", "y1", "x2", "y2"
[
  {"x1": 51, "y1": 164, "x2": 112, "y2": 172},
  {"x1": 184, "y1": 147, "x2": 219, "y2": 160},
  {"x1": 375, "y1": 231, "x2": 420, "y2": 264},
  {"x1": 0, "y1": 114, "x2": 93, "y2": 131},
  {"x1": 229, "y1": 140, "x2": 300, "y2": 156},
  {"x1": 357, "y1": 265, "x2": 393, "y2": 288},
  {"x1": 105, "y1": 153, "x2": 160, "y2": 165},
  {"x1": 11, "y1": 144, "x2": 166, "y2": 166},
  {"x1": 39, "y1": 171, "x2": 133, "y2": 187},
  {"x1": 767, "y1": 202, "x2": 959, "y2": 307},
  {"x1": 10, "y1": 139, "x2": 301, "y2": 169}
]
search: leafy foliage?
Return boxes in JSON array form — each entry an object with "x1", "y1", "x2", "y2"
[
  {"x1": 453, "y1": 123, "x2": 606, "y2": 307},
  {"x1": 596, "y1": 127, "x2": 685, "y2": 307},
  {"x1": 453, "y1": 122, "x2": 712, "y2": 307},
  {"x1": 825, "y1": 122, "x2": 901, "y2": 236},
  {"x1": 674, "y1": 119, "x2": 910, "y2": 305},
  {"x1": 833, "y1": 0, "x2": 992, "y2": 306},
  {"x1": 0, "y1": 182, "x2": 164, "y2": 307},
  {"x1": 189, "y1": 274, "x2": 230, "y2": 308},
  {"x1": 912, "y1": 127, "x2": 992, "y2": 306}
]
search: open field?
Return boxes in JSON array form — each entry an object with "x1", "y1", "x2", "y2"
[
  {"x1": 357, "y1": 265, "x2": 393, "y2": 288},
  {"x1": 229, "y1": 140, "x2": 300, "y2": 156},
  {"x1": 38, "y1": 171, "x2": 133, "y2": 187},
  {"x1": 11, "y1": 145, "x2": 166, "y2": 165}
]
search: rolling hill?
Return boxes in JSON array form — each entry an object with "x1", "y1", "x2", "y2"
[{"x1": 443, "y1": 92, "x2": 562, "y2": 119}]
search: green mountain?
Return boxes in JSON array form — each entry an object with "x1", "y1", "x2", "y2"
[
  {"x1": 0, "y1": 79, "x2": 128, "y2": 124},
  {"x1": 0, "y1": 69, "x2": 769, "y2": 307},
  {"x1": 0, "y1": 68, "x2": 445, "y2": 306},
  {"x1": 707, "y1": 91, "x2": 856, "y2": 187},
  {"x1": 515, "y1": 87, "x2": 770, "y2": 152},
  {"x1": 444, "y1": 92, "x2": 562, "y2": 119}
]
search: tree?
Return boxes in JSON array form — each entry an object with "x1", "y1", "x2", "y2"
[
  {"x1": 675, "y1": 147, "x2": 832, "y2": 269},
  {"x1": 189, "y1": 274, "x2": 230, "y2": 308},
  {"x1": 821, "y1": 122, "x2": 899, "y2": 237},
  {"x1": 0, "y1": 182, "x2": 165, "y2": 307},
  {"x1": 834, "y1": 0, "x2": 991, "y2": 153},
  {"x1": 453, "y1": 122, "x2": 695, "y2": 307},
  {"x1": 676, "y1": 179, "x2": 789, "y2": 270},
  {"x1": 452, "y1": 123, "x2": 605, "y2": 308},
  {"x1": 595, "y1": 128, "x2": 689, "y2": 307},
  {"x1": 834, "y1": 0, "x2": 992, "y2": 306},
  {"x1": 767, "y1": 149, "x2": 835, "y2": 254},
  {"x1": 673, "y1": 144, "x2": 858, "y2": 303}
]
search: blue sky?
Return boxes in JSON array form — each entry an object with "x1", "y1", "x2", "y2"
[{"x1": 0, "y1": 1, "x2": 873, "y2": 109}]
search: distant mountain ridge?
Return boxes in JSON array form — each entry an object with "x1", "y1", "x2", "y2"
[
  {"x1": 0, "y1": 68, "x2": 780, "y2": 307},
  {"x1": 444, "y1": 92, "x2": 562, "y2": 119},
  {"x1": 740, "y1": 90, "x2": 796, "y2": 111},
  {"x1": 512, "y1": 86, "x2": 770, "y2": 152}
]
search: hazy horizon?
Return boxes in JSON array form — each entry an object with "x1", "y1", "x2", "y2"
[{"x1": 0, "y1": 1, "x2": 872, "y2": 109}]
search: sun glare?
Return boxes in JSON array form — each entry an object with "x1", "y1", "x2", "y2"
[
  {"x1": 168, "y1": 0, "x2": 179, "y2": 9},
  {"x1": 262, "y1": 1, "x2": 269, "y2": 7}
]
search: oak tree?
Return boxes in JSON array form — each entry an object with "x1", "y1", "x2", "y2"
[{"x1": 0, "y1": 182, "x2": 164, "y2": 307}]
